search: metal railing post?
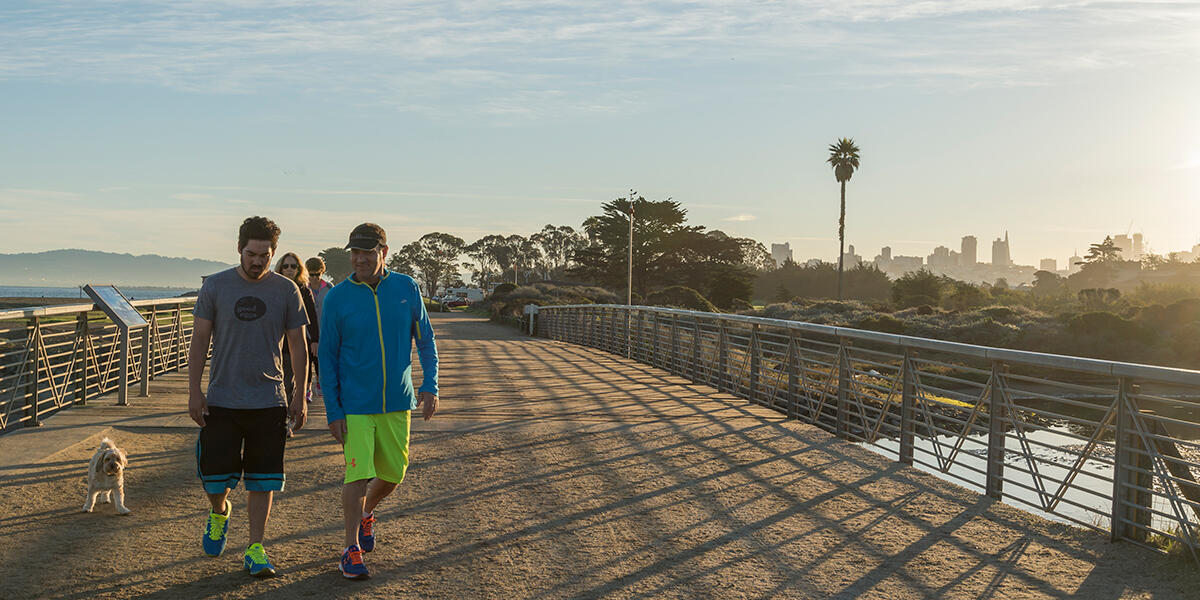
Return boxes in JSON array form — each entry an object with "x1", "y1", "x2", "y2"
[
  {"x1": 985, "y1": 361, "x2": 1007, "y2": 499},
  {"x1": 139, "y1": 324, "x2": 151, "y2": 397},
  {"x1": 899, "y1": 349, "x2": 915, "y2": 465},
  {"x1": 148, "y1": 306, "x2": 159, "y2": 378},
  {"x1": 624, "y1": 308, "x2": 632, "y2": 359},
  {"x1": 75, "y1": 312, "x2": 89, "y2": 405},
  {"x1": 1110, "y1": 377, "x2": 1130, "y2": 542},
  {"x1": 25, "y1": 317, "x2": 41, "y2": 426},
  {"x1": 749, "y1": 323, "x2": 761, "y2": 405},
  {"x1": 586, "y1": 307, "x2": 593, "y2": 348},
  {"x1": 787, "y1": 331, "x2": 800, "y2": 420},
  {"x1": 670, "y1": 314, "x2": 679, "y2": 375},
  {"x1": 690, "y1": 318, "x2": 701, "y2": 382},
  {"x1": 118, "y1": 326, "x2": 130, "y2": 406},
  {"x1": 607, "y1": 308, "x2": 614, "y2": 353},
  {"x1": 174, "y1": 304, "x2": 185, "y2": 369},
  {"x1": 717, "y1": 320, "x2": 728, "y2": 392},
  {"x1": 635, "y1": 310, "x2": 644, "y2": 362},
  {"x1": 836, "y1": 339, "x2": 850, "y2": 439},
  {"x1": 1111, "y1": 378, "x2": 1153, "y2": 543}
]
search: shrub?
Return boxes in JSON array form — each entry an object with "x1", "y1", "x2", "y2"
[
  {"x1": 645, "y1": 286, "x2": 718, "y2": 312},
  {"x1": 1067, "y1": 311, "x2": 1144, "y2": 339},
  {"x1": 491, "y1": 283, "x2": 517, "y2": 297},
  {"x1": 979, "y1": 306, "x2": 1017, "y2": 320},
  {"x1": 892, "y1": 269, "x2": 946, "y2": 308},
  {"x1": 944, "y1": 317, "x2": 1021, "y2": 346},
  {"x1": 856, "y1": 314, "x2": 905, "y2": 334},
  {"x1": 477, "y1": 281, "x2": 634, "y2": 319}
]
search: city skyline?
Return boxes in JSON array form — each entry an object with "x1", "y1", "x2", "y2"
[
  {"x1": 1, "y1": 2, "x2": 1197, "y2": 266},
  {"x1": 787, "y1": 229, "x2": 1197, "y2": 274}
]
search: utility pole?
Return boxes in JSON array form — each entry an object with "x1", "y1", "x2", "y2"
[{"x1": 626, "y1": 191, "x2": 635, "y2": 305}]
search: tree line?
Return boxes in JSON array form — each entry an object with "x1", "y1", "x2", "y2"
[{"x1": 313, "y1": 193, "x2": 775, "y2": 309}]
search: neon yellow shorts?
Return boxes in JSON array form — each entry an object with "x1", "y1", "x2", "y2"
[{"x1": 343, "y1": 411, "x2": 411, "y2": 484}]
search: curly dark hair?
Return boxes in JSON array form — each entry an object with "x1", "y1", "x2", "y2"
[{"x1": 238, "y1": 216, "x2": 281, "y2": 251}]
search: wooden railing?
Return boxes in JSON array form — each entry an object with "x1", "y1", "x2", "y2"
[
  {"x1": 534, "y1": 304, "x2": 1200, "y2": 562},
  {"x1": 0, "y1": 298, "x2": 196, "y2": 433}
]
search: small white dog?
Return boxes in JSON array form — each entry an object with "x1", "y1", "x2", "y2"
[{"x1": 82, "y1": 437, "x2": 131, "y2": 515}]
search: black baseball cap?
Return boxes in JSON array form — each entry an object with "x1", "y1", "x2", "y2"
[{"x1": 345, "y1": 222, "x2": 387, "y2": 251}]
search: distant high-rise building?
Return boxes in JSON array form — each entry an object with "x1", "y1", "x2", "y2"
[
  {"x1": 1040, "y1": 258, "x2": 1057, "y2": 272},
  {"x1": 770, "y1": 242, "x2": 793, "y2": 267},
  {"x1": 928, "y1": 245, "x2": 955, "y2": 268},
  {"x1": 842, "y1": 244, "x2": 862, "y2": 268},
  {"x1": 1133, "y1": 233, "x2": 1144, "y2": 260},
  {"x1": 873, "y1": 246, "x2": 892, "y2": 270},
  {"x1": 1068, "y1": 252, "x2": 1083, "y2": 274},
  {"x1": 961, "y1": 236, "x2": 977, "y2": 265},
  {"x1": 991, "y1": 231, "x2": 1011, "y2": 267},
  {"x1": 1113, "y1": 234, "x2": 1132, "y2": 259},
  {"x1": 891, "y1": 255, "x2": 924, "y2": 272}
]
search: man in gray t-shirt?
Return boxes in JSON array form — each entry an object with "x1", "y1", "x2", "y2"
[
  {"x1": 187, "y1": 216, "x2": 309, "y2": 578},
  {"x1": 194, "y1": 268, "x2": 307, "y2": 409}
]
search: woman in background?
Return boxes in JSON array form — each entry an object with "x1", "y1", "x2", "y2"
[
  {"x1": 305, "y1": 257, "x2": 332, "y2": 398},
  {"x1": 274, "y1": 253, "x2": 319, "y2": 414}
]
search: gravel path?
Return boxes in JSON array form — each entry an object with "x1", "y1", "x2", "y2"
[{"x1": 0, "y1": 312, "x2": 1197, "y2": 599}]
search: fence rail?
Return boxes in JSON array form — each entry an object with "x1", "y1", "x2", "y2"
[
  {"x1": 0, "y1": 298, "x2": 197, "y2": 433},
  {"x1": 535, "y1": 304, "x2": 1200, "y2": 562}
]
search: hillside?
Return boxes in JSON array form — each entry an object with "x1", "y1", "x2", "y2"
[{"x1": 0, "y1": 249, "x2": 233, "y2": 288}]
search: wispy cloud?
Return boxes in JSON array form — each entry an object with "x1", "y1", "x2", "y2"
[
  {"x1": 1170, "y1": 154, "x2": 1200, "y2": 171},
  {"x1": 2, "y1": 1, "x2": 1195, "y2": 119},
  {"x1": 724, "y1": 214, "x2": 758, "y2": 222}
]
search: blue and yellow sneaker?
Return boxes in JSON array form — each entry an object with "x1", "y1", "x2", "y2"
[
  {"x1": 359, "y1": 513, "x2": 376, "y2": 552},
  {"x1": 339, "y1": 545, "x2": 369, "y2": 579},
  {"x1": 203, "y1": 500, "x2": 232, "y2": 557},
  {"x1": 244, "y1": 543, "x2": 277, "y2": 577}
]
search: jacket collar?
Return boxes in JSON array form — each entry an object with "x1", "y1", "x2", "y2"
[{"x1": 349, "y1": 269, "x2": 390, "y2": 287}]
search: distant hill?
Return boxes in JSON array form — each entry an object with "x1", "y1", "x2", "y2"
[{"x1": 0, "y1": 249, "x2": 234, "y2": 288}]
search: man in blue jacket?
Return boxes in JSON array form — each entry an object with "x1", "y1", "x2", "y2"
[{"x1": 319, "y1": 222, "x2": 439, "y2": 580}]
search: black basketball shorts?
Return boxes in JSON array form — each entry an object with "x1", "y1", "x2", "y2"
[{"x1": 196, "y1": 406, "x2": 288, "y2": 494}]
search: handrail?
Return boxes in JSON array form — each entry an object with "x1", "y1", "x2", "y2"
[
  {"x1": 0, "y1": 296, "x2": 195, "y2": 321},
  {"x1": 537, "y1": 304, "x2": 1200, "y2": 387},
  {"x1": 534, "y1": 303, "x2": 1200, "y2": 563}
]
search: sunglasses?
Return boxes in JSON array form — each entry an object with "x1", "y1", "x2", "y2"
[{"x1": 281, "y1": 264, "x2": 299, "y2": 270}]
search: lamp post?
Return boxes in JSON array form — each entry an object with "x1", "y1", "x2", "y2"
[
  {"x1": 626, "y1": 203, "x2": 635, "y2": 305},
  {"x1": 624, "y1": 196, "x2": 636, "y2": 359}
]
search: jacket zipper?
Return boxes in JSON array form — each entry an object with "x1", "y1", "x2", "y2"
[{"x1": 372, "y1": 285, "x2": 387, "y2": 413}]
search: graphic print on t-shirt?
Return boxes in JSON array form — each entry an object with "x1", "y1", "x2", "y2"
[{"x1": 235, "y1": 296, "x2": 267, "y2": 321}]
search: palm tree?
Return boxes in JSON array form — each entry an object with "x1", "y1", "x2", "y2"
[{"x1": 827, "y1": 137, "x2": 861, "y2": 300}]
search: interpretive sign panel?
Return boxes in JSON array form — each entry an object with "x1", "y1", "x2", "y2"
[{"x1": 84, "y1": 284, "x2": 148, "y2": 329}]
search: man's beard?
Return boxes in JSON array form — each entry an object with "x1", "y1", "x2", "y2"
[{"x1": 242, "y1": 259, "x2": 266, "y2": 278}]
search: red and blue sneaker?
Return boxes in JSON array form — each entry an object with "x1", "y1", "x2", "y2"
[
  {"x1": 339, "y1": 545, "x2": 369, "y2": 580},
  {"x1": 359, "y1": 513, "x2": 376, "y2": 552}
]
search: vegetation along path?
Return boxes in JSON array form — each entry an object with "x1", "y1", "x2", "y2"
[{"x1": 1, "y1": 312, "x2": 1197, "y2": 599}]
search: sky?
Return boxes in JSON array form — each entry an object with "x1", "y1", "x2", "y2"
[{"x1": 1, "y1": 1, "x2": 1198, "y2": 269}]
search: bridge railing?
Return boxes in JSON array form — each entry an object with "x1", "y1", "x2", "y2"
[
  {"x1": 0, "y1": 298, "x2": 197, "y2": 433},
  {"x1": 535, "y1": 304, "x2": 1200, "y2": 561}
]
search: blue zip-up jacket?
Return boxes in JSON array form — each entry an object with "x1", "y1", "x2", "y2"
[{"x1": 319, "y1": 269, "x2": 438, "y2": 423}]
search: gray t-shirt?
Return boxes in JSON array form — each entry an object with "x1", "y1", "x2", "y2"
[{"x1": 194, "y1": 268, "x2": 308, "y2": 409}]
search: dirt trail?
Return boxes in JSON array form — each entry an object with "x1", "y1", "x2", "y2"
[{"x1": 0, "y1": 312, "x2": 1196, "y2": 599}]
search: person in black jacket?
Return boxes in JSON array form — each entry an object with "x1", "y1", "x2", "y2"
[{"x1": 274, "y1": 252, "x2": 319, "y2": 410}]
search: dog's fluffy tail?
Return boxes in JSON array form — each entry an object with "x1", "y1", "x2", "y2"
[{"x1": 98, "y1": 437, "x2": 116, "y2": 450}]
